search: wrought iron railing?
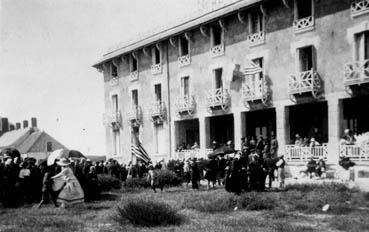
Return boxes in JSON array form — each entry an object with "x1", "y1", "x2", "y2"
[
  {"x1": 206, "y1": 88, "x2": 230, "y2": 111},
  {"x1": 285, "y1": 144, "x2": 328, "y2": 162},
  {"x1": 351, "y1": 0, "x2": 369, "y2": 17},
  {"x1": 247, "y1": 31, "x2": 265, "y2": 47},
  {"x1": 289, "y1": 69, "x2": 321, "y2": 98},
  {"x1": 344, "y1": 59, "x2": 369, "y2": 86},
  {"x1": 339, "y1": 144, "x2": 369, "y2": 162},
  {"x1": 293, "y1": 16, "x2": 314, "y2": 33},
  {"x1": 175, "y1": 95, "x2": 196, "y2": 116}
]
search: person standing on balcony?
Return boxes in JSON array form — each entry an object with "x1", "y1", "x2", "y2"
[
  {"x1": 344, "y1": 129, "x2": 356, "y2": 145},
  {"x1": 295, "y1": 134, "x2": 303, "y2": 146}
]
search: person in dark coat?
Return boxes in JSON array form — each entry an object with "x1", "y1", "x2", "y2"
[
  {"x1": 306, "y1": 157, "x2": 317, "y2": 178},
  {"x1": 1, "y1": 157, "x2": 19, "y2": 207},
  {"x1": 205, "y1": 157, "x2": 218, "y2": 189},
  {"x1": 248, "y1": 150, "x2": 265, "y2": 191},
  {"x1": 226, "y1": 153, "x2": 242, "y2": 195},
  {"x1": 264, "y1": 153, "x2": 276, "y2": 189},
  {"x1": 85, "y1": 166, "x2": 100, "y2": 202},
  {"x1": 190, "y1": 159, "x2": 200, "y2": 189},
  {"x1": 270, "y1": 133, "x2": 279, "y2": 158},
  {"x1": 217, "y1": 156, "x2": 227, "y2": 186},
  {"x1": 256, "y1": 136, "x2": 265, "y2": 156},
  {"x1": 38, "y1": 163, "x2": 58, "y2": 208}
]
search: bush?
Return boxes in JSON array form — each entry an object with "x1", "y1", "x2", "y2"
[
  {"x1": 155, "y1": 169, "x2": 182, "y2": 187},
  {"x1": 97, "y1": 174, "x2": 122, "y2": 192},
  {"x1": 116, "y1": 196, "x2": 183, "y2": 227}
]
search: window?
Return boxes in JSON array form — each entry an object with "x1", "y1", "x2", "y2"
[
  {"x1": 252, "y1": 57, "x2": 264, "y2": 80},
  {"x1": 211, "y1": 24, "x2": 223, "y2": 47},
  {"x1": 113, "y1": 131, "x2": 120, "y2": 156},
  {"x1": 130, "y1": 54, "x2": 138, "y2": 72},
  {"x1": 214, "y1": 68, "x2": 223, "y2": 89},
  {"x1": 181, "y1": 76, "x2": 190, "y2": 96},
  {"x1": 111, "y1": 64, "x2": 118, "y2": 77},
  {"x1": 152, "y1": 46, "x2": 161, "y2": 65},
  {"x1": 46, "y1": 142, "x2": 53, "y2": 152},
  {"x1": 179, "y1": 36, "x2": 189, "y2": 56},
  {"x1": 112, "y1": 94, "x2": 118, "y2": 113},
  {"x1": 298, "y1": 46, "x2": 314, "y2": 71},
  {"x1": 154, "y1": 84, "x2": 162, "y2": 102},
  {"x1": 132, "y1": 90, "x2": 138, "y2": 106},
  {"x1": 250, "y1": 10, "x2": 263, "y2": 34},
  {"x1": 295, "y1": 0, "x2": 313, "y2": 19},
  {"x1": 354, "y1": 31, "x2": 369, "y2": 61}
]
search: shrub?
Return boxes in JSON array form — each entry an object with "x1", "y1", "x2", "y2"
[
  {"x1": 155, "y1": 169, "x2": 182, "y2": 187},
  {"x1": 97, "y1": 174, "x2": 122, "y2": 192},
  {"x1": 116, "y1": 196, "x2": 183, "y2": 227}
]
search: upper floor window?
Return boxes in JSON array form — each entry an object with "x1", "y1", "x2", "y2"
[
  {"x1": 130, "y1": 54, "x2": 138, "y2": 72},
  {"x1": 354, "y1": 31, "x2": 369, "y2": 61},
  {"x1": 249, "y1": 9, "x2": 263, "y2": 34},
  {"x1": 112, "y1": 94, "x2": 118, "y2": 112},
  {"x1": 181, "y1": 76, "x2": 190, "y2": 96},
  {"x1": 298, "y1": 46, "x2": 315, "y2": 71},
  {"x1": 179, "y1": 36, "x2": 190, "y2": 56},
  {"x1": 214, "y1": 68, "x2": 223, "y2": 89},
  {"x1": 132, "y1": 89, "x2": 138, "y2": 106},
  {"x1": 295, "y1": 0, "x2": 313, "y2": 19},
  {"x1": 252, "y1": 57, "x2": 264, "y2": 79},
  {"x1": 154, "y1": 84, "x2": 162, "y2": 102},
  {"x1": 211, "y1": 24, "x2": 223, "y2": 47},
  {"x1": 111, "y1": 63, "x2": 118, "y2": 77},
  {"x1": 152, "y1": 46, "x2": 161, "y2": 65},
  {"x1": 46, "y1": 142, "x2": 53, "y2": 152}
]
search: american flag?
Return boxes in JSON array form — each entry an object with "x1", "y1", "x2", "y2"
[
  {"x1": 243, "y1": 59, "x2": 262, "y2": 75},
  {"x1": 131, "y1": 136, "x2": 150, "y2": 164}
]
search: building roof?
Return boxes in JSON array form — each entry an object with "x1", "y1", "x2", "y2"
[
  {"x1": 93, "y1": 0, "x2": 262, "y2": 68},
  {"x1": 0, "y1": 128, "x2": 30, "y2": 148}
]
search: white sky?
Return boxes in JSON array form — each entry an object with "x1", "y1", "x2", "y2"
[{"x1": 0, "y1": 0, "x2": 198, "y2": 155}]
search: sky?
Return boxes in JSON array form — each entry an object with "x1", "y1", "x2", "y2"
[{"x1": 0, "y1": 0, "x2": 199, "y2": 155}]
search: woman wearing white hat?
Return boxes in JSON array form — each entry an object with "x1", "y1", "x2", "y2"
[{"x1": 52, "y1": 158, "x2": 84, "y2": 208}]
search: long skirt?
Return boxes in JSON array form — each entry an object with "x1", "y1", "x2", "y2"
[{"x1": 57, "y1": 179, "x2": 84, "y2": 205}]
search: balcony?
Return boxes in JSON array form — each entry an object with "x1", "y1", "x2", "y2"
[
  {"x1": 210, "y1": 43, "x2": 225, "y2": 57},
  {"x1": 242, "y1": 76, "x2": 268, "y2": 105},
  {"x1": 289, "y1": 69, "x2": 322, "y2": 99},
  {"x1": 339, "y1": 144, "x2": 369, "y2": 162},
  {"x1": 293, "y1": 16, "x2": 315, "y2": 33},
  {"x1": 351, "y1": 0, "x2": 369, "y2": 17},
  {"x1": 103, "y1": 111, "x2": 122, "y2": 131},
  {"x1": 109, "y1": 77, "x2": 119, "y2": 87},
  {"x1": 150, "y1": 101, "x2": 166, "y2": 124},
  {"x1": 151, "y1": 63, "x2": 162, "y2": 75},
  {"x1": 285, "y1": 144, "x2": 328, "y2": 162},
  {"x1": 175, "y1": 95, "x2": 196, "y2": 116},
  {"x1": 247, "y1": 31, "x2": 265, "y2": 47},
  {"x1": 130, "y1": 71, "x2": 138, "y2": 81},
  {"x1": 344, "y1": 59, "x2": 369, "y2": 86},
  {"x1": 206, "y1": 88, "x2": 230, "y2": 112},
  {"x1": 127, "y1": 105, "x2": 142, "y2": 127},
  {"x1": 178, "y1": 54, "x2": 191, "y2": 67}
]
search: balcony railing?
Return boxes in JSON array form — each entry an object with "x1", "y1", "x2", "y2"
[
  {"x1": 339, "y1": 144, "x2": 369, "y2": 162},
  {"x1": 285, "y1": 144, "x2": 328, "y2": 162},
  {"x1": 242, "y1": 76, "x2": 268, "y2": 105},
  {"x1": 289, "y1": 69, "x2": 321, "y2": 98},
  {"x1": 206, "y1": 88, "x2": 230, "y2": 112},
  {"x1": 293, "y1": 16, "x2": 314, "y2": 33},
  {"x1": 175, "y1": 95, "x2": 196, "y2": 116},
  {"x1": 130, "y1": 71, "x2": 139, "y2": 81},
  {"x1": 247, "y1": 31, "x2": 265, "y2": 47},
  {"x1": 210, "y1": 43, "x2": 225, "y2": 57},
  {"x1": 109, "y1": 77, "x2": 119, "y2": 87},
  {"x1": 151, "y1": 63, "x2": 162, "y2": 75},
  {"x1": 103, "y1": 111, "x2": 122, "y2": 131},
  {"x1": 127, "y1": 105, "x2": 142, "y2": 127},
  {"x1": 344, "y1": 59, "x2": 369, "y2": 86},
  {"x1": 178, "y1": 54, "x2": 191, "y2": 67},
  {"x1": 150, "y1": 101, "x2": 165, "y2": 124},
  {"x1": 351, "y1": 0, "x2": 369, "y2": 17}
]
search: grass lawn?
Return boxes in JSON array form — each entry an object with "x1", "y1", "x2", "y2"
[{"x1": 0, "y1": 184, "x2": 369, "y2": 232}]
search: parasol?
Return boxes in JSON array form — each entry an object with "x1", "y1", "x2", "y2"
[
  {"x1": 208, "y1": 145, "x2": 235, "y2": 158},
  {"x1": 47, "y1": 149, "x2": 85, "y2": 166}
]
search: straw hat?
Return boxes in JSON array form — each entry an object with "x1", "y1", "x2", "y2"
[{"x1": 56, "y1": 158, "x2": 71, "y2": 166}]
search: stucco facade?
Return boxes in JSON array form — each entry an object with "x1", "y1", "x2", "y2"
[{"x1": 95, "y1": 0, "x2": 369, "y2": 172}]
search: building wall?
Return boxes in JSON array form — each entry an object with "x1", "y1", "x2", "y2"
[{"x1": 102, "y1": 0, "x2": 368, "y2": 164}]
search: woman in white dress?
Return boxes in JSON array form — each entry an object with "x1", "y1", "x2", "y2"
[{"x1": 52, "y1": 158, "x2": 84, "y2": 208}]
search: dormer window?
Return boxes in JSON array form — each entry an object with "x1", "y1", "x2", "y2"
[{"x1": 293, "y1": 0, "x2": 315, "y2": 33}]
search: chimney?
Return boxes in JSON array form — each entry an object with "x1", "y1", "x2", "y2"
[
  {"x1": 0, "y1": 118, "x2": 9, "y2": 134},
  {"x1": 23, "y1": 120, "x2": 29, "y2": 128},
  {"x1": 31, "y1": 117, "x2": 37, "y2": 128},
  {"x1": 9, "y1": 124, "x2": 15, "y2": 131},
  {"x1": 16, "y1": 123, "x2": 21, "y2": 130}
]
